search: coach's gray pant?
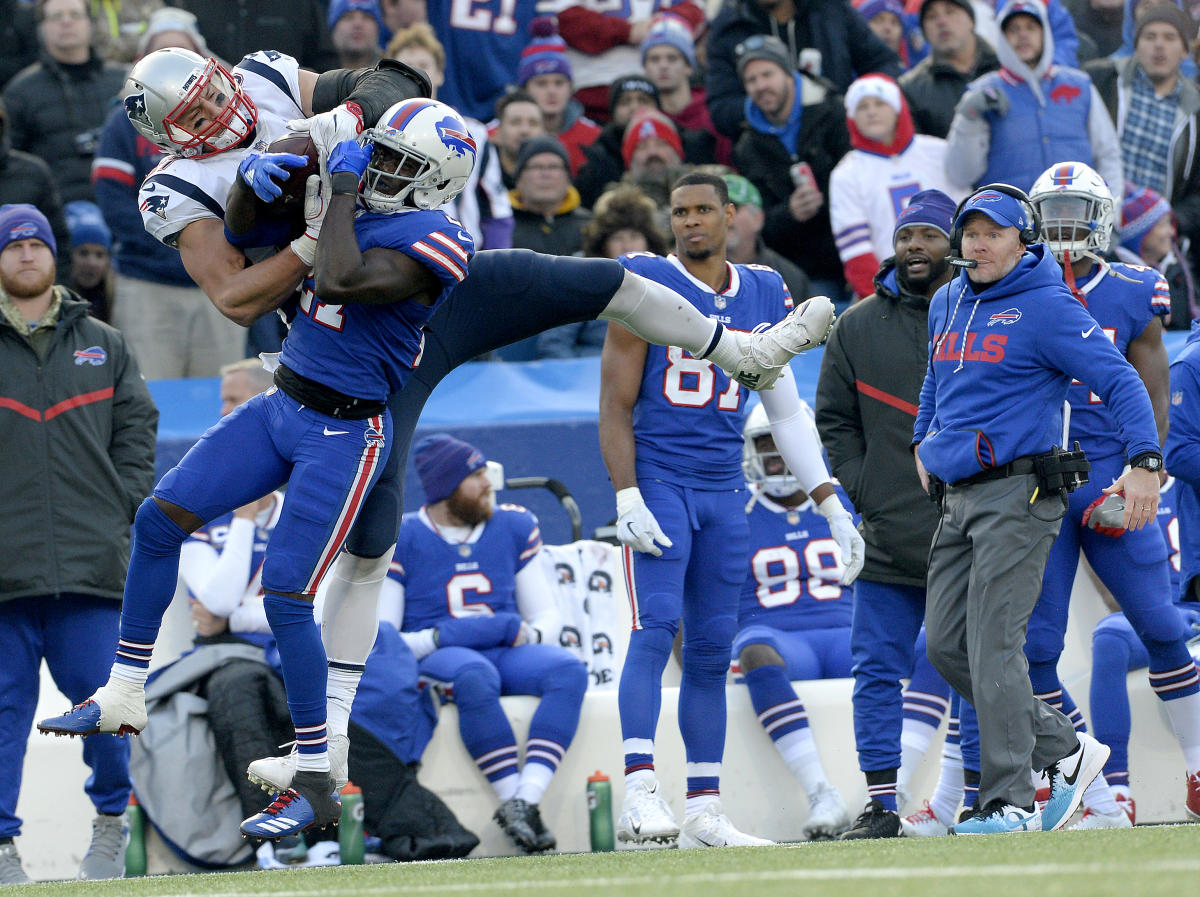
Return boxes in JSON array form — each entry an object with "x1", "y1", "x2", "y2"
[{"x1": 924, "y1": 473, "x2": 1078, "y2": 810}]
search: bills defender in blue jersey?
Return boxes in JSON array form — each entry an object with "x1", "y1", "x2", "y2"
[
  {"x1": 40, "y1": 98, "x2": 481, "y2": 841},
  {"x1": 599, "y1": 172, "x2": 864, "y2": 849},
  {"x1": 733, "y1": 402, "x2": 856, "y2": 840},
  {"x1": 376, "y1": 435, "x2": 586, "y2": 853},
  {"x1": 1009, "y1": 163, "x2": 1200, "y2": 827}
]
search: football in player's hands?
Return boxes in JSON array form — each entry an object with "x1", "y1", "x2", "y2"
[{"x1": 263, "y1": 132, "x2": 319, "y2": 211}]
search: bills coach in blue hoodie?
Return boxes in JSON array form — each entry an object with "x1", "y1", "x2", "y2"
[{"x1": 912, "y1": 187, "x2": 1162, "y2": 834}]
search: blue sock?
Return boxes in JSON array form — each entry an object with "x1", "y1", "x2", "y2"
[
  {"x1": 263, "y1": 592, "x2": 328, "y2": 766},
  {"x1": 744, "y1": 664, "x2": 809, "y2": 742}
]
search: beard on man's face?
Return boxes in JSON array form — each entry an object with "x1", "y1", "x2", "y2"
[
  {"x1": 896, "y1": 252, "x2": 950, "y2": 295},
  {"x1": 447, "y1": 489, "x2": 494, "y2": 526}
]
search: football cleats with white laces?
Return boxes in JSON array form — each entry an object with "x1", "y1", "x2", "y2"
[
  {"x1": 358, "y1": 99, "x2": 477, "y2": 212},
  {"x1": 1029, "y1": 161, "x2": 1115, "y2": 263},
  {"x1": 122, "y1": 48, "x2": 258, "y2": 159}
]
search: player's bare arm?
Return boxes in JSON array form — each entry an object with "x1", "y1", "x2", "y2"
[
  {"x1": 177, "y1": 218, "x2": 307, "y2": 326},
  {"x1": 598, "y1": 322, "x2": 650, "y2": 492},
  {"x1": 1127, "y1": 315, "x2": 1170, "y2": 447}
]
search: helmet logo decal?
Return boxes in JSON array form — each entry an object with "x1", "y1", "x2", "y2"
[
  {"x1": 436, "y1": 117, "x2": 476, "y2": 159},
  {"x1": 124, "y1": 93, "x2": 152, "y2": 129}
]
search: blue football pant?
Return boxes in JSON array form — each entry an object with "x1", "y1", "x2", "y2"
[
  {"x1": 732, "y1": 624, "x2": 853, "y2": 680},
  {"x1": 418, "y1": 643, "x2": 588, "y2": 784},
  {"x1": 1, "y1": 595, "x2": 130, "y2": 836},
  {"x1": 346, "y1": 251, "x2": 624, "y2": 557},
  {"x1": 619, "y1": 480, "x2": 749, "y2": 776}
]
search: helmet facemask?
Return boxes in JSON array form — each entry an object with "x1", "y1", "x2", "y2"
[
  {"x1": 161, "y1": 59, "x2": 256, "y2": 158},
  {"x1": 359, "y1": 128, "x2": 442, "y2": 212},
  {"x1": 743, "y1": 431, "x2": 802, "y2": 498},
  {"x1": 1037, "y1": 192, "x2": 1112, "y2": 263}
]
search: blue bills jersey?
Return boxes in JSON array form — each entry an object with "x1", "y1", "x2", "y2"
[
  {"x1": 738, "y1": 485, "x2": 855, "y2": 631},
  {"x1": 1066, "y1": 262, "x2": 1169, "y2": 459},
  {"x1": 393, "y1": 505, "x2": 542, "y2": 632},
  {"x1": 280, "y1": 209, "x2": 474, "y2": 400},
  {"x1": 618, "y1": 253, "x2": 793, "y2": 489},
  {"x1": 1158, "y1": 475, "x2": 1182, "y2": 600}
]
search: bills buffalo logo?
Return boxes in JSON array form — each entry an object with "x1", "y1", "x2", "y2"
[
  {"x1": 1049, "y1": 84, "x2": 1082, "y2": 104},
  {"x1": 987, "y1": 308, "x2": 1022, "y2": 326},
  {"x1": 364, "y1": 426, "x2": 386, "y2": 448},
  {"x1": 73, "y1": 346, "x2": 107, "y2": 366},
  {"x1": 436, "y1": 117, "x2": 476, "y2": 159},
  {"x1": 6, "y1": 222, "x2": 40, "y2": 241},
  {"x1": 140, "y1": 194, "x2": 169, "y2": 219},
  {"x1": 124, "y1": 92, "x2": 153, "y2": 130}
]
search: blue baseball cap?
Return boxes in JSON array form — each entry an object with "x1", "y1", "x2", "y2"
[{"x1": 953, "y1": 189, "x2": 1030, "y2": 232}]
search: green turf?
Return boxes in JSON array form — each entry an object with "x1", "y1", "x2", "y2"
[{"x1": 14, "y1": 826, "x2": 1200, "y2": 897}]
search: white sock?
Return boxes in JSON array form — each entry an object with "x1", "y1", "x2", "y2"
[
  {"x1": 493, "y1": 773, "x2": 519, "y2": 802},
  {"x1": 600, "y1": 270, "x2": 719, "y2": 356},
  {"x1": 900, "y1": 718, "x2": 940, "y2": 790},
  {"x1": 321, "y1": 549, "x2": 391, "y2": 661},
  {"x1": 1162, "y1": 690, "x2": 1200, "y2": 773},
  {"x1": 929, "y1": 741, "x2": 965, "y2": 825},
  {"x1": 514, "y1": 763, "x2": 554, "y2": 805},
  {"x1": 773, "y1": 728, "x2": 827, "y2": 797},
  {"x1": 109, "y1": 664, "x2": 149, "y2": 688},
  {"x1": 296, "y1": 749, "x2": 329, "y2": 773},
  {"x1": 1082, "y1": 773, "x2": 1119, "y2": 814},
  {"x1": 325, "y1": 665, "x2": 361, "y2": 741}
]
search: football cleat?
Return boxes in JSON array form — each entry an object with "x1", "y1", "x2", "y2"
[
  {"x1": 729, "y1": 296, "x2": 835, "y2": 390},
  {"x1": 1114, "y1": 791, "x2": 1136, "y2": 825},
  {"x1": 616, "y1": 780, "x2": 679, "y2": 846},
  {"x1": 494, "y1": 797, "x2": 556, "y2": 853},
  {"x1": 37, "y1": 680, "x2": 147, "y2": 738},
  {"x1": 1041, "y1": 732, "x2": 1110, "y2": 831},
  {"x1": 240, "y1": 770, "x2": 341, "y2": 841},
  {"x1": 839, "y1": 799, "x2": 901, "y2": 840},
  {"x1": 901, "y1": 801, "x2": 952, "y2": 838},
  {"x1": 802, "y1": 782, "x2": 851, "y2": 840},
  {"x1": 678, "y1": 802, "x2": 773, "y2": 849},
  {"x1": 77, "y1": 814, "x2": 129, "y2": 880},
  {"x1": 952, "y1": 799, "x2": 1041, "y2": 835},
  {"x1": 1070, "y1": 806, "x2": 1133, "y2": 830},
  {"x1": 1187, "y1": 770, "x2": 1200, "y2": 821},
  {"x1": 248, "y1": 733, "x2": 349, "y2": 794},
  {"x1": 0, "y1": 842, "x2": 30, "y2": 886}
]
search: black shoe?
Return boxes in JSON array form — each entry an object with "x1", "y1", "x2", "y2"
[
  {"x1": 957, "y1": 803, "x2": 981, "y2": 824},
  {"x1": 494, "y1": 798, "x2": 555, "y2": 853},
  {"x1": 839, "y1": 799, "x2": 901, "y2": 840}
]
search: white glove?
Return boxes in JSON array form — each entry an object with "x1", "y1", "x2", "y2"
[
  {"x1": 817, "y1": 493, "x2": 865, "y2": 585},
  {"x1": 615, "y1": 486, "x2": 673, "y2": 557},
  {"x1": 400, "y1": 627, "x2": 438, "y2": 660},
  {"x1": 517, "y1": 621, "x2": 542, "y2": 645},
  {"x1": 288, "y1": 174, "x2": 326, "y2": 268},
  {"x1": 287, "y1": 103, "x2": 365, "y2": 161}
]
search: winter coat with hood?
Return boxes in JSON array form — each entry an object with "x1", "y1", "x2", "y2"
[
  {"x1": 815, "y1": 259, "x2": 942, "y2": 585},
  {"x1": 731, "y1": 69, "x2": 851, "y2": 284},
  {"x1": 706, "y1": 0, "x2": 902, "y2": 138},
  {"x1": 914, "y1": 243, "x2": 1157, "y2": 484},
  {"x1": 1085, "y1": 55, "x2": 1200, "y2": 249},
  {"x1": 943, "y1": 0, "x2": 1122, "y2": 193},
  {"x1": 1108, "y1": 0, "x2": 1197, "y2": 79},
  {"x1": 829, "y1": 82, "x2": 967, "y2": 297}
]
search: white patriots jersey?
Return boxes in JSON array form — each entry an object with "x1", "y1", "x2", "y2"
[
  {"x1": 829, "y1": 135, "x2": 967, "y2": 264},
  {"x1": 138, "y1": 50, "x2": 305, "y2": 247}
]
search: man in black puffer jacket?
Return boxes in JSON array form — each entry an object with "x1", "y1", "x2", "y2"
[{"x1": 0, "y1": 98, "x2": 71, "y2": 274}]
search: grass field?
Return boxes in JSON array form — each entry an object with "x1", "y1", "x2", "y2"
[{"x1": 9, "y1": 825, "x2": 1200, "y2": 897}]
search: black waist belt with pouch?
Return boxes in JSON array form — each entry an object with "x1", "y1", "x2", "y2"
[
  {"x1": 952, "y1": 456, "x2": 1038, "y2": 487},
  {"x1": 951, "y1": 444, "x2": 1090, "y2": 495},
  {"x1": 274, "y1": 363, "x2": 387, "y2": 420}
]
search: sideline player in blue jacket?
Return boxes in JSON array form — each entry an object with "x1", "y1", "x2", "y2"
[
  {"x1": 600, "y1": 172, "x2": 864, "y2": 849},
  {"x1": 380, "y1": 435, "x2": 586, "y2": 854},
  {"x1": 914, "y1": 183, "x2": 1161, "y2": 835}
]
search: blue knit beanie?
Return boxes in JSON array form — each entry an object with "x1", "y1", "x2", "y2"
[
  {"x1": 65, "y1": 201, "x2": 112, "y2": 251},
  {"x1": 414, "y1": 434, "x2": 487, "y2": 504},
  {"x1": 640, "y1": 13, "x2": 696, "y2": 69},
  {"x1": 894, "y1": 189, "x2": 956, "y2": 240},
  {"x1": 517, "y1": 17, "x2": 572, "y2": 86},
  {"x1": 0, "y1": 204, "x2": 56, "y2": 256}
]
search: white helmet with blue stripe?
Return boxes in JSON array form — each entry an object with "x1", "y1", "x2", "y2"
[
  {"x1": 1029, "y1": 161, "x2": 1115, "y2": 262},
  {"x1": 359, "y1": 99, "x2": 477, "y2": 212}
]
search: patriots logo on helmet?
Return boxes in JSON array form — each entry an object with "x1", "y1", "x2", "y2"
[
  {"x1": 435, "y1": 117, "x2": 476, "y2": 159},
  {"x1": 73, "y1": 346, "x2": 107, "y2": 366},
  {"x1": 140, "y1": 194, "x2": 169, "y2": 219},
  {"x1": 365, "y1": 426, "x2": 386, "y2": 448},
  {"x1": 124, "y1": 93, "x2": 152, "y2": 129},
  {"x1": 987, "y1": 308, "x2": 1022, "y2": 326}
]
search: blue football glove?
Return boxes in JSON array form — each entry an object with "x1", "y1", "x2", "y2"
[
  {"x1": 328, "y1": 139, "x2": 374, "y2": 178},
  {"x1": 237, "y1": 151, "x2": 309, "y2": 202}
]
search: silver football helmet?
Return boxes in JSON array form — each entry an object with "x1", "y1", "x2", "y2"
[
  {"x1": 1029, "y1": 161, "x2": 1115, "y2": 262},
  {"x1": 359, "y1": 99, "x2": 477, "y2": 212},
  {"x1": 742, "y1": 401, "x2": 819, "y2": 498},
  {"x1": 122, "y1": 48, "x2": 257, "y2": 158}
]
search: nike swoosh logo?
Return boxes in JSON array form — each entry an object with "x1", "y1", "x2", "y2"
[
  {"x1": 630, "y1": 822, "x2": 641, "y2": 834},
  {"x1": 1082, "y1": 324, "x2": 1097, "y2": 338},
  {"x1": 1062, "y1": 759, "x2": 1081, "y2": 787},
  {"x1": 323, "y1": 427, "x2": 349, "y2": 436}
]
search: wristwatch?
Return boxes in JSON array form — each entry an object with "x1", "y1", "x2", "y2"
[{"x1": 1129, "y1": 451, "x2": 1164, "y2": 472}]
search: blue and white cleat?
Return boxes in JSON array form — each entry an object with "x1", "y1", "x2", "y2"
[
  {"x1": 1041, "y1": 732, "x2": 1110, "y2": 831},
  {"x1": 37, "y1": 681, "x2": 147, "y2": 737},
  {"x1": 240, "y1": 771, "x2": 341, "y2": 841},
  {"x1": 951, "y1": 800, "x2": 1042, "y2": 835}
]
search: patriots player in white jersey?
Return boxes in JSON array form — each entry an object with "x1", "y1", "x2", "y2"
[
  {"x1": 378, "y1": 435, "x2": 587, "y2": 853},
  {"x1": 734, "y1": 402, "x2": 855, "y2": 840},
  {"x1": 600, "y1": 172, "x2": 865, "y2": 849}
]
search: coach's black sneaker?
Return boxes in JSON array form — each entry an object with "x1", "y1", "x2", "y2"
[
  {"x1": 495, "y1": 798, "x2": 555, "y2": 853},
  {"x1": 839, "y1": 799, "x2": 901, "y2": 840}
]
